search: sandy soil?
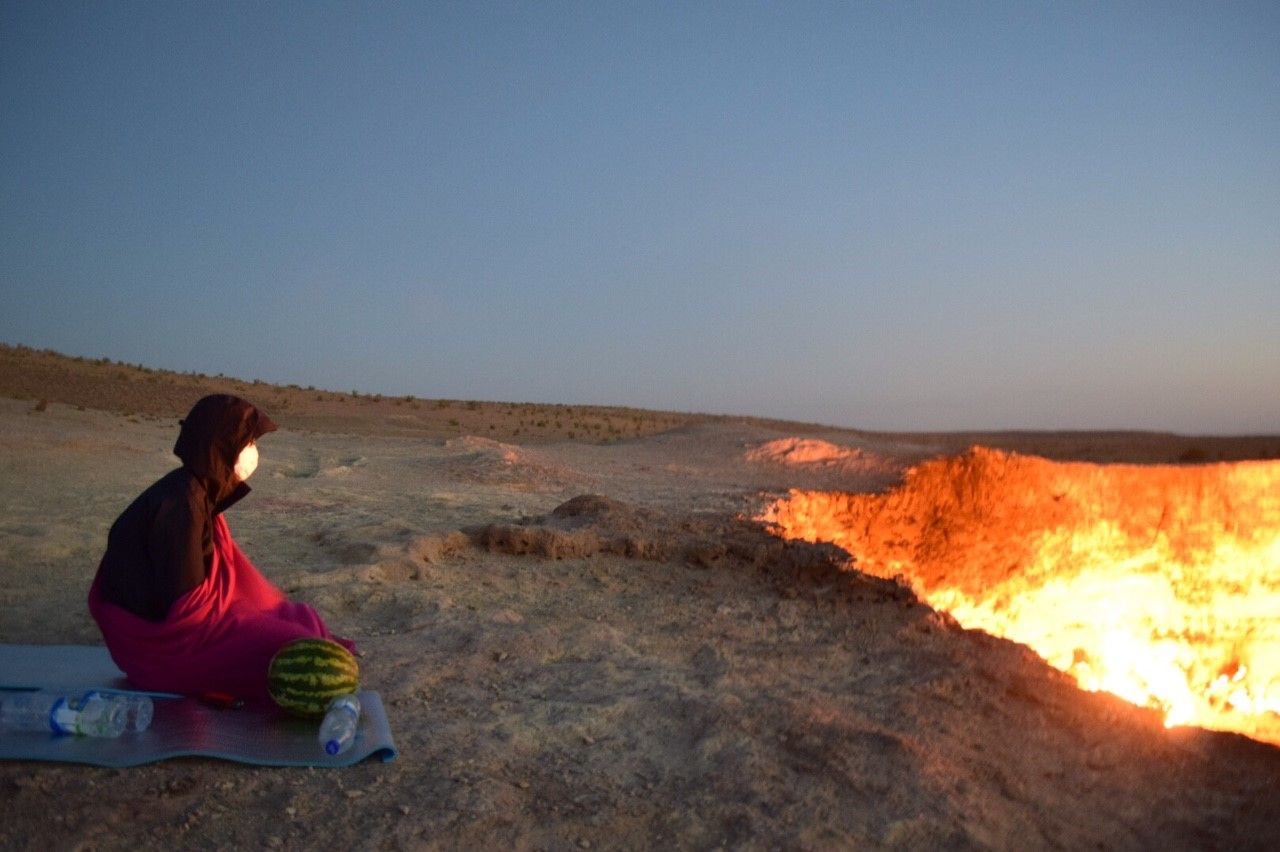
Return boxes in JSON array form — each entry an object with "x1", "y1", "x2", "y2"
[{"x1": 2, "y1": 349, "x2": 1280, "y2": 850}]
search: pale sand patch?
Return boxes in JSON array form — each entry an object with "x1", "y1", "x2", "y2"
[{"x1": 1, "y1": 398, "x2": 1279, "y2": 850}]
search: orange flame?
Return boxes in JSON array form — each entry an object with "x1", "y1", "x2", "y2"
[{"x1": 759, "y1": 448, "x2": 1280, "y2": 745}]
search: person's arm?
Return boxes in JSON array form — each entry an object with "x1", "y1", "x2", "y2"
[{"x1": 147, "y1": 495, "x2": 208, "y2": 613}]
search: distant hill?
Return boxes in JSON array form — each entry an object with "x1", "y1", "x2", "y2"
[
  {"x1": 2, "y1": 342, "x2": 1276, "y2": 461},
  {"x1": 0, "y1": 343, "x2": 704, "y2": 443}
]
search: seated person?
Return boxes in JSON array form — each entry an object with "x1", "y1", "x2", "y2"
[{"x1": 88, "y1": 394, "x2": 354, "y2": 705}]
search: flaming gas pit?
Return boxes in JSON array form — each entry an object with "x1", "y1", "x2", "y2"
[{"x1": 759, "y1": 447, "x2": 1280, "y2": 746}]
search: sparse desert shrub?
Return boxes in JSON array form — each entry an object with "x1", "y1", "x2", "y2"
[{"x1": 33, "y1": 399, "x2": 48, "y2": 412}]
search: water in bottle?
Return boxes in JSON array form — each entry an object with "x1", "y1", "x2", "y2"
[
  {"x1": 78, "y1": 691, "x2": 153, "y2": 733},
  {"x1": 122, "y1": 694, "x2": 154, "y2": 732},
  {"x1": 318, "y1": 693, "x2": 361, "y2": 756},
  {"x1": 73, "y1": 693, "x2": 128, "y2": 737}
]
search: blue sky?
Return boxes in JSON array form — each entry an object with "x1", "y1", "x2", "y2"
[{"x1": 2, "y1": 2, "x2": 1277, "y2": 433}]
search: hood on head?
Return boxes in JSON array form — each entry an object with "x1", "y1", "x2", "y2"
[{"x1": 174, "y1": 394, "x2": 278, "y2": 505}]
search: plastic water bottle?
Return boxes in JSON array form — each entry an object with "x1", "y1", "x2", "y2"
[
  {"x1": 0, "y1": 691, "x2": 127, "y2": 737},
  {"x1": 79, "y1": 691, "x2": 153, "y2": 733},
  {"x1": 318, "y1": 693, "x2": 361, "y2": 756},
  {"x1": 122, "y1": 694, "x2": 154, "y2": 732}
]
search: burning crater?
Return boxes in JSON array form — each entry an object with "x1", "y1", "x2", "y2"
[{"x1": 759, "y1": 447, "x2": 1280, "y2": 746}]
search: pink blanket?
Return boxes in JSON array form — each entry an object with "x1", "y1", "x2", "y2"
[{"x1": 88, "y1": 515, "x2": 355, "y2": 706}]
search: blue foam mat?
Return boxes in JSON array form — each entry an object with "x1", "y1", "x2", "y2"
[{"x1": 0, "y1": 644, "x2": 397, "y2": 767}]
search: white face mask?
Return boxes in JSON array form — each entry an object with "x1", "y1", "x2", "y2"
[{"x1": 234, "y1": 442, "x2": 259, "y2": 482}]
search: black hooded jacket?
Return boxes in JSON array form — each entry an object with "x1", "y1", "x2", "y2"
[{"x1": 95, "y1": 395, "x2": 278, "y2": 622}]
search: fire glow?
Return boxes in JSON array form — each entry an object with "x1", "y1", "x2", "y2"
[{"x1": 759, "y1": 447, "x2": 1280, "y2": 746}]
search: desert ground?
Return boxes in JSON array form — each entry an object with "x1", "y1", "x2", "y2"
[{"x1": 2, "y1": 344, "x2": 1279, "y2": 850}]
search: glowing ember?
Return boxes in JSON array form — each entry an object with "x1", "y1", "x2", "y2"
[{"x1": 759, "y1": 447, "x2": 1280, "y2": 745}]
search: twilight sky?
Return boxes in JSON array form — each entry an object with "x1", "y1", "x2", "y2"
[{"x1": 2, "y1": 2, "x2": 1277, "y2": 433}]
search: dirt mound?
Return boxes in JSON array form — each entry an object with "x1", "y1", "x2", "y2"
[
  {"x1": 440, "y1": 436, "x2": 588, "y2": 492},
  {"x1": 470, "y1": 493, "x2": 894, "y2": 598},
  {"x1": 746, "y1": 437, "x2": 900, "y2": 476}
]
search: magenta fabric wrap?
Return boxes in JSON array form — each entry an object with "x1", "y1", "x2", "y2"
[{"x1": 88, "y1": 515, "x2": 355, "y2": 706}]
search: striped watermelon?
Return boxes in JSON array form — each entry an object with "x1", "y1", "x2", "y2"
[{"x1": 267, "y1": 638, "x2": 360, "y2": 717}]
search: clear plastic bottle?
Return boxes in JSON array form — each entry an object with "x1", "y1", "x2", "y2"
[
  {"x1": 318, "y1": 693, "x2": 361, "y2": 756},
  {"x1": 122, "y1": 694, "x2": 154, "y2": 732},
  {"x1": 0, "y1": 691, "x2": 127, "y2": 737},
  {"x1": 78, "y1": 691, "x2": 153, "y2": 733}
]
